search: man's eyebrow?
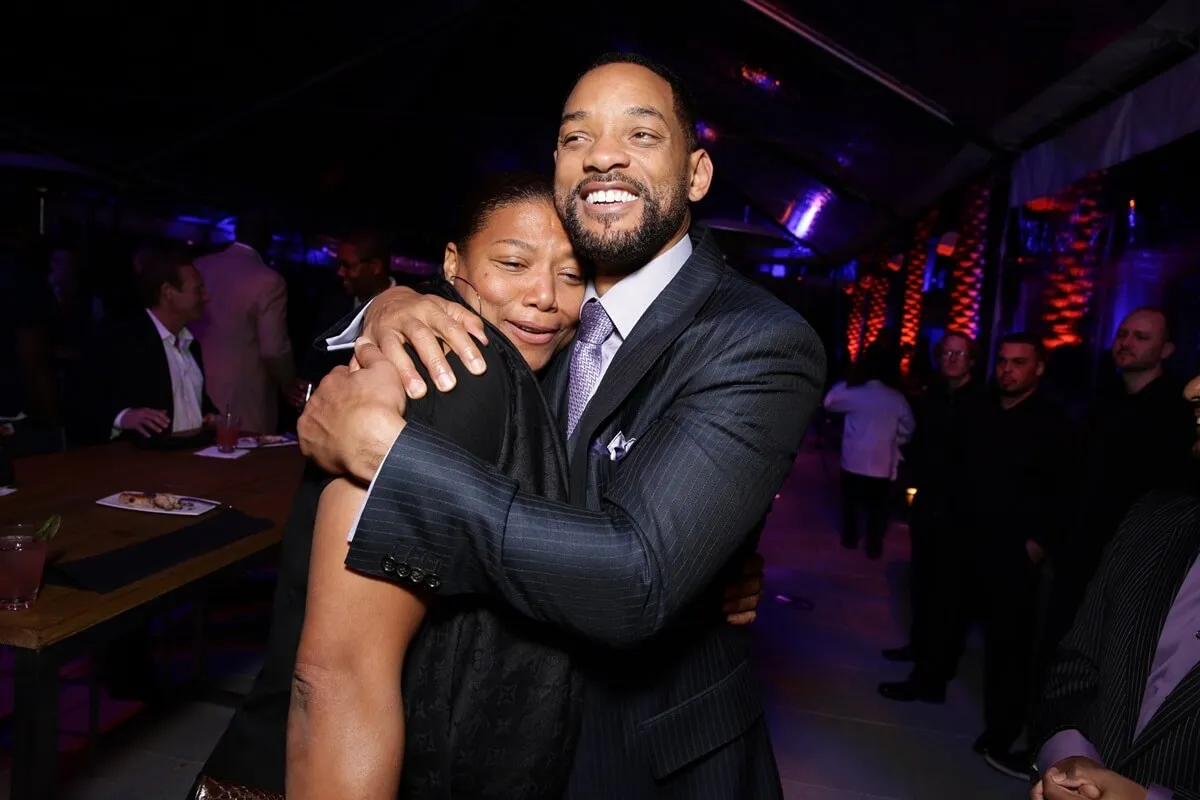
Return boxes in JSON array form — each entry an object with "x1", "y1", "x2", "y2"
[
  {"x1": 493, "y1": 238, "x2": 533, "y2": 251},
  {"x1": 559, "y1": 106, "x2": 669, "y2": 126},
  {"x1": 625, "y1": 106, "x2": 667, "y2": 124}
]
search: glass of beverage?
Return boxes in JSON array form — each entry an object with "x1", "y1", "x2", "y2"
[
  {"x1": 215, "y1": 410, "x2": 241, "y2": 454},
  {"x1": 0, "y1": 525, "x2": 48, "y2": 611}
]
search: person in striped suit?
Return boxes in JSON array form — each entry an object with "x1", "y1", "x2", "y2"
[
  {"x1": 299, "y1": 53, "x2": 826, "y2": 799},
  {"x1": 1033, "y1": 372, "x2": 1200, "y2": 800}
]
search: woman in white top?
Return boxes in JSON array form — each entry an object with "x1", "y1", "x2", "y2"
[{"x1": 824, "y1": 347, "x2": 916, "y2": 559}]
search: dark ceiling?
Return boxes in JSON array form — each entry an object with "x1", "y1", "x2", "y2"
[{"x1": 0, "y1": 0, "x2": 1184, "y2": 264}]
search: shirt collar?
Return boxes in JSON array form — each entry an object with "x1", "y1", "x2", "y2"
[
  {"x1": 583, "y1": 234, "x2": 692, "y2": 340},
  {"x1": 354, "y1": 276, "x2": 396, "y2": 310},
  {"x1": 146, "y1": 308, "x2": 192, "y2": 347}
]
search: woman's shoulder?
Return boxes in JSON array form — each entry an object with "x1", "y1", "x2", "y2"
[{"x1": 401, "y1": 336, "x2": 510, "y2": 464}]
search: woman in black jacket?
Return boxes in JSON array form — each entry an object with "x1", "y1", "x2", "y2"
[{"x1": 201, "y1": 172, "x2": 585, "y2": 799}]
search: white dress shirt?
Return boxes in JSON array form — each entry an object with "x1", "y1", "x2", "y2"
[
  {"x1": 578, "y1": 234, "x2": 692, "y2": 404},
  {"x1": 114, "y1": 309, "x2": 206, "y2": 435},
  {"x1": 823, "y1": 379, "x2": 916, "y2": 480}
]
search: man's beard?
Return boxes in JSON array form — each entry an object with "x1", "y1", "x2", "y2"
[{"x1": 559, "y1": 172, "x2": 689, "y2": 269}]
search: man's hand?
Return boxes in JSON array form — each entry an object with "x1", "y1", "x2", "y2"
[
  {"x1": 1033, "y1": 756, "x2": 1102, "y2": 799},
  {"x1": 287, "y1": 378, "x2": 313, "y2": 409},
  {"x1": 724, "y1": 552, "x2": 765, "y2": 625},
  {"x1": 297, "y1": 359, "x2": 408, "y2": 482},
  {"x1": 1026, "y1": 538, "x2": 1046, "y2": 566},
  {"x1": 356, "y1": 286, "x2": 488, "y2": 399},
  {"x1": 1036, "y1": 758, "x2": 1146, "y2": 800},
  {"x1": 121, "y1": 408, "x2": 170, "y2": 437}
]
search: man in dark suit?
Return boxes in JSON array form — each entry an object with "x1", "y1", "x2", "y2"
[
  {"x1": 286, "y1": 230, "x2": 401, "y2": 409},
  {"x1": 1033, "y1": 372, "x2": 1200, "y2": 800},
  {"x1": 298, "y1": 53, "x2": 825, "y2": 799},
  {"x1": 71, "y1": 244, "x2": 219, "y2": 444}
]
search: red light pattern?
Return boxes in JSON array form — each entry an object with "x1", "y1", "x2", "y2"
[
  {"x1": 863, "y1": 272, "x2": 890, "y2": 350},
  {"x1": 1034, "y1": 172, "x2": 1107, "y2": 349},
  {"x1": 898, "y1": 211, "x2": 938, "y2": 374},
  {"x1": 947, "y1": 182, "x2": 991, "y2": 338},
  {"x1": 845, "y1": 278, "x2": 866, "y2": 362}
]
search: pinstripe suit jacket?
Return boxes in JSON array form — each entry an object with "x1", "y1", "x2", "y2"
[
  {"x1": 344, "y1": 229, "x2": 826, "y2": 799},
  {"x1": 1035, "y1": 489, "x2": 1200, "y2": 798}
]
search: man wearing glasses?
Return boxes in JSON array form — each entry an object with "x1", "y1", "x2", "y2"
[{"x1": 879, "y1": 331, "x2": 984, "y2": 693}]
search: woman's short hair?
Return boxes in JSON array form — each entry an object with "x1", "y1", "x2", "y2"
[{"x1": 453, "y1": 172, "x2": 556, "y2": 249}]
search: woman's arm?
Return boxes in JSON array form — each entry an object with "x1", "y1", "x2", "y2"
[{"x1": 287, "y1": 477, "x2": 428, "y2": 799}]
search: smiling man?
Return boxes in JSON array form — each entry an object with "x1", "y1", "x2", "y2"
[{"x1": 298, "y1": 52, "x2": 826, "y2": 798}]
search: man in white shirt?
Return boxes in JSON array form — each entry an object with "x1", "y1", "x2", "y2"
[
  {"x1": 71, "y1": 245, "x2": 219, "y2": 443},
  {"x1": 823, "y1": 346, "x2": 916, "y2": 558}
]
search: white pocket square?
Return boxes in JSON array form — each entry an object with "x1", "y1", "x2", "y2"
[{"x1": 606, "y1": 431, "x2": 638, "y2": 462}]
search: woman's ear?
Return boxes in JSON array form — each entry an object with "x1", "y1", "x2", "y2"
[{"x1": 442, "y1": 242, "x2": 460, "y2": 281}]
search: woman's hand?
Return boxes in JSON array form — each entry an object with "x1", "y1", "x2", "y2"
[{"x1": 356, "y1": 286, "x2": 489, "y2": 398}]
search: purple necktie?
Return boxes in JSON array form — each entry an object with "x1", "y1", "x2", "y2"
[{"x1": 567, "y1": 299, "x2": 614, "y2": 437}]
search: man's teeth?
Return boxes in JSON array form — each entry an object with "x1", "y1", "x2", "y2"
[{"x1": 586, "y1": 189, "x2": 638, "y2": 204}]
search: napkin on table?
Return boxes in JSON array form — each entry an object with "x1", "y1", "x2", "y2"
[{"x1": 195, "y1": 446, "x2": 250, "y2": 459}]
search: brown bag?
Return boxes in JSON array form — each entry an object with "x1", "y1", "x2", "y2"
[{"x1": 191, "y1": 776, "x2": 284, "y2": 800}]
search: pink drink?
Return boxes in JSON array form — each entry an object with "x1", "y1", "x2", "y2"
[
  {"x1": 215, "y1": 425, "x2": 240, "y2": 453},
  {"x1": 0, "y1": 532, "x2": 48, "y2": 611},
  {"x1": 216, "y1": 410, "x2": 241, "y2": 453}
]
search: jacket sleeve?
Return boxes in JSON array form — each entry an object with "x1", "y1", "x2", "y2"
[
  {"x1": 344, "y1": 318, "x2": 826, "y2": 648},
  {"x1": 1032, "y1": 495, "x2": 1142, "y2": 752}
]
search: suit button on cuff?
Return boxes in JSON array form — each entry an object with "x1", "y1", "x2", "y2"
[
  {"x1": 409, "y1": 567, "x2": 426, "y2": 584},
  {"x1": 381, "y1": 555, "x2": 399, "y2": 576},
  {"x1": 396, "y1": 562, "x2": 411, "y2": 579},
  {"x1": 425, "y1": 575, "x2": 441, "y2": 591}
]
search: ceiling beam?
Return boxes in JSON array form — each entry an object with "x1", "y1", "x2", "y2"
[
  {"x1": 738, "y1": 0, "x2": 953, "y2": 125},
  {"x1": 826, "y1": 0, "x2": 1200, "y2": 265},
  {"x1": 737, "y1": 0, "x2": 1009, "y2": 157}
]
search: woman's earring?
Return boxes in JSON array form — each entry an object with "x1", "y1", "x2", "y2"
[{"x1": 450, "y1": 275, "x2": 483, "y2": 318}]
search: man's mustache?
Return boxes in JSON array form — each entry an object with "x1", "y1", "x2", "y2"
[{"x1": 574, "y1": 172, "x2": 650, "y2": 197}]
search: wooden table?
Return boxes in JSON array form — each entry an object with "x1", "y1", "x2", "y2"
[{"x1": 0, "y1": 441, "x2": 306, "y2": 800}]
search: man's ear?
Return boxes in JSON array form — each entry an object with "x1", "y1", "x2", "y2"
[{"x1": 686, "y1": 148, "x2": 713, "y2": 203}]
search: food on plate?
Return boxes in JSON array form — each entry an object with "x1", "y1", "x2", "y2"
[
  {"x1": 255, "y1": 434, "x2": 291, "y2": 446},
  {"x1": 118, "y1": 491, "x2": 185, "y2": 511}
]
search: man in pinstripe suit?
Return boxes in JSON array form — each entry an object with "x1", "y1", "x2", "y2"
[
  {"x1": 1033, "y1": 373, "x2": 1200, "y2": 800},
  {"x1": 300, "y1": 53, "x2": 826, "y2": 798}
]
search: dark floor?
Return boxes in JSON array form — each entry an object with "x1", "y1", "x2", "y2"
[{"x1": 0, "y1": 442, "x2": 1024, "y2": 799}]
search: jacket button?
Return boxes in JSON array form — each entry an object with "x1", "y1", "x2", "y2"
[
  {"x1": 381, "y1": 555, "x2": 398, "y2": 576},
  {"x1": 396, "y1": 561, "x2": 411, "y2": 579},
  {"x1": 409, "y1": 567, "x2": 426, "y2": 584},
  {"x1": 425, "y1": 574, "x2": 441, "y2": 591}
]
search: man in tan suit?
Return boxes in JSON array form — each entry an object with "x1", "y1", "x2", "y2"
[{"x1": 191, "y1": 213, "x2": 294, "y2": 434}]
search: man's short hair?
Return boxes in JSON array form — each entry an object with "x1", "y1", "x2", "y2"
[
  {"x1": 998, "y1": 331, "x2": 1047, "y2": 362},
  {"x1": 344, "y1": 230, "x2": 392, "y2": 267},
  {"x1": 1126, "y1": 306, "x2": 1174, "y2": 344},
  {"x1": 136, "y1": 244, "x2": 192, "y2": 307},
  {"x1": 583, "y1": 52, "x2": 699, "y2": 152}
]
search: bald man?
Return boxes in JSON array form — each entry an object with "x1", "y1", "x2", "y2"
[{"x1": 1047, "y1": 308, "x2": 1196, "y2": 649}]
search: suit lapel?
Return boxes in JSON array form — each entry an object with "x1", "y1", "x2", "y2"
[
  {"x1": 567, "y1": 230, "x2": 725, "y2": 500},
  {"x1": 136, "y1": 313, "x2": 175, "y2": 412},
  {"x1": 1114, "y1": 514, "x2": 1200, "y2": 765},
  {"x1": 542, "y1": 344, "x2": 573, "y2": 438}
]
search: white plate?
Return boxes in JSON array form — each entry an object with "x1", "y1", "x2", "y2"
[
  {"x1": 96, "y1": 492, "x2": 217, "y2": 517},
  {"x1": 236, "y1": 435, "x2": 298, "y2": 449}
]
